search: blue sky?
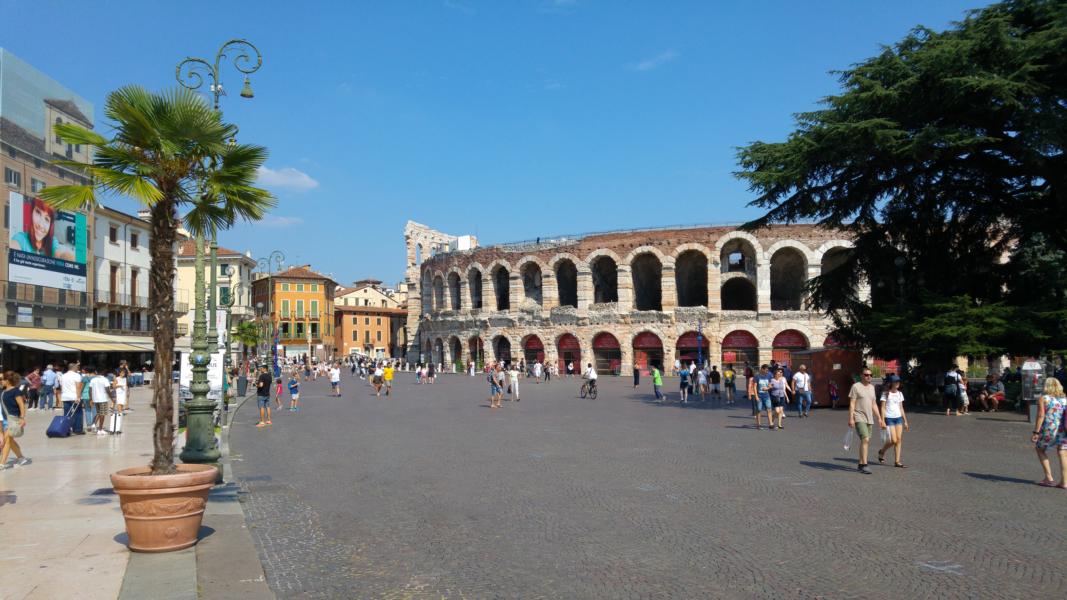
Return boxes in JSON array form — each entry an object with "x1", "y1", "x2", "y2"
[{"x1": 3, "y1": 0, "x2": 987, "y2": 286}]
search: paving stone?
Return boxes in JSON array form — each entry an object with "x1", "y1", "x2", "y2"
[{"x1": 231, "y1": 374, "x2": 1067, "y2": 599}]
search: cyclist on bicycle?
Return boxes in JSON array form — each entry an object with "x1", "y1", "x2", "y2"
[{"x1": 583, "y1": 362, "x2": 598, "y2": 393}]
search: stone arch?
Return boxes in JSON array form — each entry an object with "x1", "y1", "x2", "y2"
[
  {"x1": 769, "y1": 247, "x2": 808, "y2": 311},
  {"x1": 721, "y1": 277, "x2": 757, "y2": 310},
  {"x1": 676, "y1": 330, "x2": 711, "y2": 366},
  {"x1": 675, "y1": 248, "x2": 709, "y2": 307},
  {"x1": 432, "y1": 271, "x2": 445, "y2": 312},
  {"x1": 492, "y1": 334, "x2": 513, "y2": 363},
  {"x1": 521, "y1": 334, "x2": 546, "y2": 363},
  {"x1": 714, "y1": 231, "x2": 763, "y2": 275},
  {"x1": 631, "y1": 329, "x2": 665, "y2": 372},
  {"x1": 467, "y1": 263, "x2": 485, "y2": 310},
  {"x1": 487, "y1": 260, "x2": 512, "y2": 311},
  {"x1": 554, "y1": 257, "x2": 578, "y2": 308},
  {"x1": 517, "y1": 258, "x2": 544, "y2": 306},
  {"x1": 556, "y1": 332, "x2": 582, "y2": 374},
  {"x1": 720, "y1": 328, "x2": 761, "y2": 367},
  {"x1": 819, "y1": 243, "x2": 853, "y2": 275},
  {"x1": 588, "y1": 252, "x2": 619, "y2": 304},
  {"x1": 447, "y1": 270, "x2": 462, "y2": 310},
  {"x1": 771, "y1": 328, "x2": 812, "y2": 365},
  {"x1": 764, "y1": 239, "x2": 815, "y2": 264},
  {"x1": 434, "y1": 337, "x2": 445, "y2": 366},
  {"x1": 631, "y1": 252, "x2": 663, "y2": 311},
  {"x1": 591, "y1": 331, "x2": 622, "y2": 374},
  {"x1": 449, "y1": 335, "x2": 463, "y2": 369},
  {"x1": 623, "y1": 245, "x2": 672, "y2": 268},
  {"x1": 548, "y1": 252, "x2": 583, "y2": 272},
  {"x1": 469, "y1": 335, "x2": 485, "y2": 367}
]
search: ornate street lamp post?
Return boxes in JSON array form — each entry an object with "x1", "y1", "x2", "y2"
[
  {"x1": 255, "y1": 250, "x2": 285, "y2": 373},
  {"x1": 175, "y1": 39, "x2": 262, "y2": 469}
]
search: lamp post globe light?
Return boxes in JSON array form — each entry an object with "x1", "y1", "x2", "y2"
[{"x1": 175, "y1": 39, "x2": 262, "y2": 469}]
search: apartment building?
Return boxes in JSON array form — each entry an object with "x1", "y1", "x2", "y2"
[{"x1": 251, "y1": 264, "x2": 336, "y2": 361}]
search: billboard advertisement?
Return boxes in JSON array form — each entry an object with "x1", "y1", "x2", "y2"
[{"x1": 7, "y1": 192, "x2": 87, "y2": 291}]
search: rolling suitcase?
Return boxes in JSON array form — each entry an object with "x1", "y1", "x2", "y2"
[
  {"x1": 108, "y1": 405, "x2": 124, "y2": 434},
  {"x1": 46, "y1": 406, "x2": 76, "y2": 438}
]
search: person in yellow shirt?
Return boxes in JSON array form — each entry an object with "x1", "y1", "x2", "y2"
[{"x1": 383, "y1": 363, "x2": 394, "y2": 396}]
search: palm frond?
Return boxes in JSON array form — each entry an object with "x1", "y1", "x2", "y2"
[
  {"x1": 38, "y1": 184, "x2": 97, "y2": 212},
  {"x1": 54, "y1": 122, "x2": 108, "y2": 147}
]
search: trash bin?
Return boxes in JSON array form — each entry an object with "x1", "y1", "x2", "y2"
[{"x1": 237, "y1": 375, "x2": 248, "y2": 397}]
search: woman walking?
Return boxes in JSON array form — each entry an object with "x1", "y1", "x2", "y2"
[
  {"x1": 0, "y1": 371, "x2": 30, "y2": 469},
  {"x1": 1031, "y1": 378, "x2": 1067, "y2": 488},
  {"x1": 770, "y1": 368, "x2": 789, "y2": 429},
  {"x1": 877, "y1": 375, "x2": 909, "y2": 468},
  {"x1": 632, "y1": 364, "x2": 640, "y2": 388}
]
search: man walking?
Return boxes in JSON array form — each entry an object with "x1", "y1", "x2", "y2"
[
  {"x1": 709, "y1": 365, "x2": 722, "y2": 402},
  {"x1": 792, "y1": 364, "x2": 813, "y2": 417},
  {"x1": 255, "y1": 365, "x2": 273, "y2": 427},
  {"x1": 59, "y1": 362, "x2": 84, "y2": 434},
  {"x1": 40, "y1": 364, "x2": 57, "y2": 412},
  {"x1": 651, "y1": 365, "x2": 664, "y2": 401},
  {"x1": 383, "y1": 362, "x2": 394, "y2": 396},
  {"x1": 329, "y1": 362, "x2": 342, "y2": 397},
  {"x1": 848, "y1": 368, "x2": 882, "y2": 474},
  {"x1": 754, "y1": 364, "x2": 774, "y2": 430},
  {"x1": 88, "y1": 367, "x2": 111, "y2": 436}
]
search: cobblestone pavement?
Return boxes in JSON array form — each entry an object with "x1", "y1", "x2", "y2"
[{"x1": 230, "y1": 373, "x2": 1067, "y2": 599}]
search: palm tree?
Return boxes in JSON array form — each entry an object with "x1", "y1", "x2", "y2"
[
  {"x1": 232, "y1": 319, "x2": 263, "y2": 366},
  {"x1": 41, "y1": 86, "x2": 274, "y2": 474}
]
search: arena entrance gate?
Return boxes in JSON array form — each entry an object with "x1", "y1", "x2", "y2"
[
  {"x1": 523, "y1": 335, "x2": 545, "y2": 364},
  {"x1": 632, "y1": 331, "x2": 663, "y2": 373},
  {"x1": 721, "y1": 330, "x2": 759, "y2": 369},
  {"x1": 676, "y1": 331, "x2": 710, "y2": 368},
  {"x1": 557, "y1": 333, "x2": 581, "y2": 375},
  {"x1": 593, "y1": 332, "x2": 621, "y2": 375}
]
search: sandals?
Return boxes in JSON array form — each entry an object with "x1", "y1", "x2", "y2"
[
  {"x1": 1036, "y1": 479, "x2": 1058, "y2": 487},
  {"x1": 894, "y1": 463, "x2": 908, "y2": 468},
  {"x1": 877, "y1": 450, "x2": 886, "y2": 464}
]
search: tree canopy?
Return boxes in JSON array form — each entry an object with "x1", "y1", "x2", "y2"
[{"x1": 735, "y1": 0, "x2": 1067, "y2": 368}]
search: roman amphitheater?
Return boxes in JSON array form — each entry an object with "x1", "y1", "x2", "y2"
[{"x1": 404, "y1": 221, "x2": 859, "y2": 376}]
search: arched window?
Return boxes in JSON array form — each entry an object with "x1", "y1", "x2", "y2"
[
  {"x1": 521, "y1": 263, "x2": 543, "y2": 306},
  {"x1": 631, "y1": 253, "x2": 663, "y2": 311},
  {"x1": 721, "y1": 278, "x2": 757, "y2": 310},
  {"x1": 447, "y1": 272, "x2": 461, "y2": 310},
  {"x1": 720, "y1": 239, "x2": 757, "y2": 275},
  {"x1": 432, "y1": 275, "x2": 445, "y2": 311},
  {"x1": 591, "y1": 256, "x2": 618, "y2": 303},
  {"x1": 770, "y1": 248, "x2": 807, "y2": 311},
  {"x1": 555, "y1": 259, "x2": 578, "y2": 308},
  {"x1": 675, "y1": 250, "x2": 708, "y2": 307},
  {"x1": 468, "y1": 269, "x2": 483, "y2": 310},
  {"x1": 492, "y1": 266, "x2": 510, "y2": 311}
]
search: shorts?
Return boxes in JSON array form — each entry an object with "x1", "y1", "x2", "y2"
[
  {"x1": 725, "y1": 382, "x2": 736, "y2": 390},
  {"x1": 257, "y1": 395, "x2": 270, "y2": 409},
  {"x1": 711, "y1": 383, "x2": 721, "y2": 392},
  {"x1": 331, "y1": 381, "x2": 339, "y2": 388},
  {"x1": 291, "y1": 393, "x2": 300, "y2": 401},
  {"x1": 770, "y1": 395, "x2": 785, "y2": 408},
  {"x1": 385, "y1": 380, "x2": 392, "y2": 387},
  {"x1": 885, "y1": 416, "x2": 904, "y2": 426},
  {"x1": 680, "y1": 381, "x2": 690, "y2": 391},
  {"x1": 372, "y1": 376, "x2": 383, "y2": 385},
  {"x1": 854, "y1": 421, "x2": 871, "y2": 440},
  {"x1": 490, "y1": 384, "x2": 502, "y2": 395},
  {"x1": 757, "y1": 393, "x2": 772, "y2": 411}
]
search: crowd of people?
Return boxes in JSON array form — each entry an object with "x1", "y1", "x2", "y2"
[{"x1": 1, "y1": 359, "x2": 136, "y2": 470}]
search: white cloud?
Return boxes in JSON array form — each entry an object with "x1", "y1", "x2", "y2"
[
  {"x1": 260, "y1": 215, "x2": 304, "y2": 228},
  {"x1": 629, "y1": 50, "x2": 679, "y2": 72},
  {"x1": 256, "y1": 166, "x2": 319, "y2": 192},
  {"x1": 443, "y1": 0, "x2": 475, "y2": 14},
  {"x1": 543, "y1": 78, "x2": 565, "y2": 91}
]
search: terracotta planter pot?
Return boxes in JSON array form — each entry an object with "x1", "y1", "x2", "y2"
[{"x1": 111, "y1": 463, "x2": 218, "y2": 553}]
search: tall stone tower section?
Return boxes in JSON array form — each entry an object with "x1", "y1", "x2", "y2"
[{"x1": 403, "y1": 221, "x2": 476, "y2": 361}]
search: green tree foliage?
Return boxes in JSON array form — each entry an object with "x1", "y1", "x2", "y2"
[{"x1": 735, "y1": 0, "x2": 1066, "y2": 368}]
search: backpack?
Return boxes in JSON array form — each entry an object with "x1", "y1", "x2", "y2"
[{"x1": 944, "y1": 373, "x2": 958, "y2": 387}]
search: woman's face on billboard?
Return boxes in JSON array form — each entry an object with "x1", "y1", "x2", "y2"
[{"x1": 31, "y1": 204, "x2": 52, "y2": 244}]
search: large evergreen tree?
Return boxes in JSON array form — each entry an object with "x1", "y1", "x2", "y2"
[{"x1": 735, "y1": 0, "x2": 1066, "y2": 367}]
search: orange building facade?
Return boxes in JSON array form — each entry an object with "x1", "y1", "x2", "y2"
[
  {"x1": 251, "y1": 265, "x2": 336, "y2": 361},
  {"x1": 334, "y1": 305, "x2": 407, "y2": 359}
]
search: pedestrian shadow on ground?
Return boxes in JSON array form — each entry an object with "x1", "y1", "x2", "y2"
[
  {"x1": 800, "y1": 460, "x2": 855, "y2": 472},
  {"x1": 0, "y1": 490, "x2": 14, "y2": 506},
  {"x1": 833, "y1": 457, "x2": 859, "y2": 465},
  {"x1": 963, "y1": 472, "x2": 1033, "y2": 485},
  {"x1": 975, "y1": 417, "x2": 1027, "y2": 423},
  {"x1": 632, "y1": 397, "x2": 728, "y2": 410}
]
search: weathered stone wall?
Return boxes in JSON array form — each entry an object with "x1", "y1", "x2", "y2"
[{"x1": 407, "y1": 224, "x2": 858, "y2": 374}]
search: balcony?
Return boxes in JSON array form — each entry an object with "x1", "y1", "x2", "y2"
[
  {"x1": 94, "y1": 290, "x2": 148, "y2": 308},
  {"x1": 94, "y1": 316, "x2": 153, "y2": 336},
  {"x1": 177, "y1": 323, "x2": 189, "y2": 336},
  {"x1": 5, "y1": 280, "x2": 86, "y2": 308}
]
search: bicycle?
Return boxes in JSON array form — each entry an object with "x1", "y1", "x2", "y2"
[{"x1": 580, "y1": 380, "x2": 598, "y2": 399}]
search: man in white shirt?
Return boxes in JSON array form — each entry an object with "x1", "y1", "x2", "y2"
[
  {"x1": 59, "y1": 361, "x2": 86, "y2": 435},
  {"x1": 791, "y1": 364, "x2": 813, "y2": 418},
  {"x1": 583, "y1": 362, "x2": 598, "y2": 393},
  {"x1": 87, "y1": 366, "x2": 112, "y2": 435},
  {"x1": 329, "y1": 363, "x2": 342, "y2": 397}
]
